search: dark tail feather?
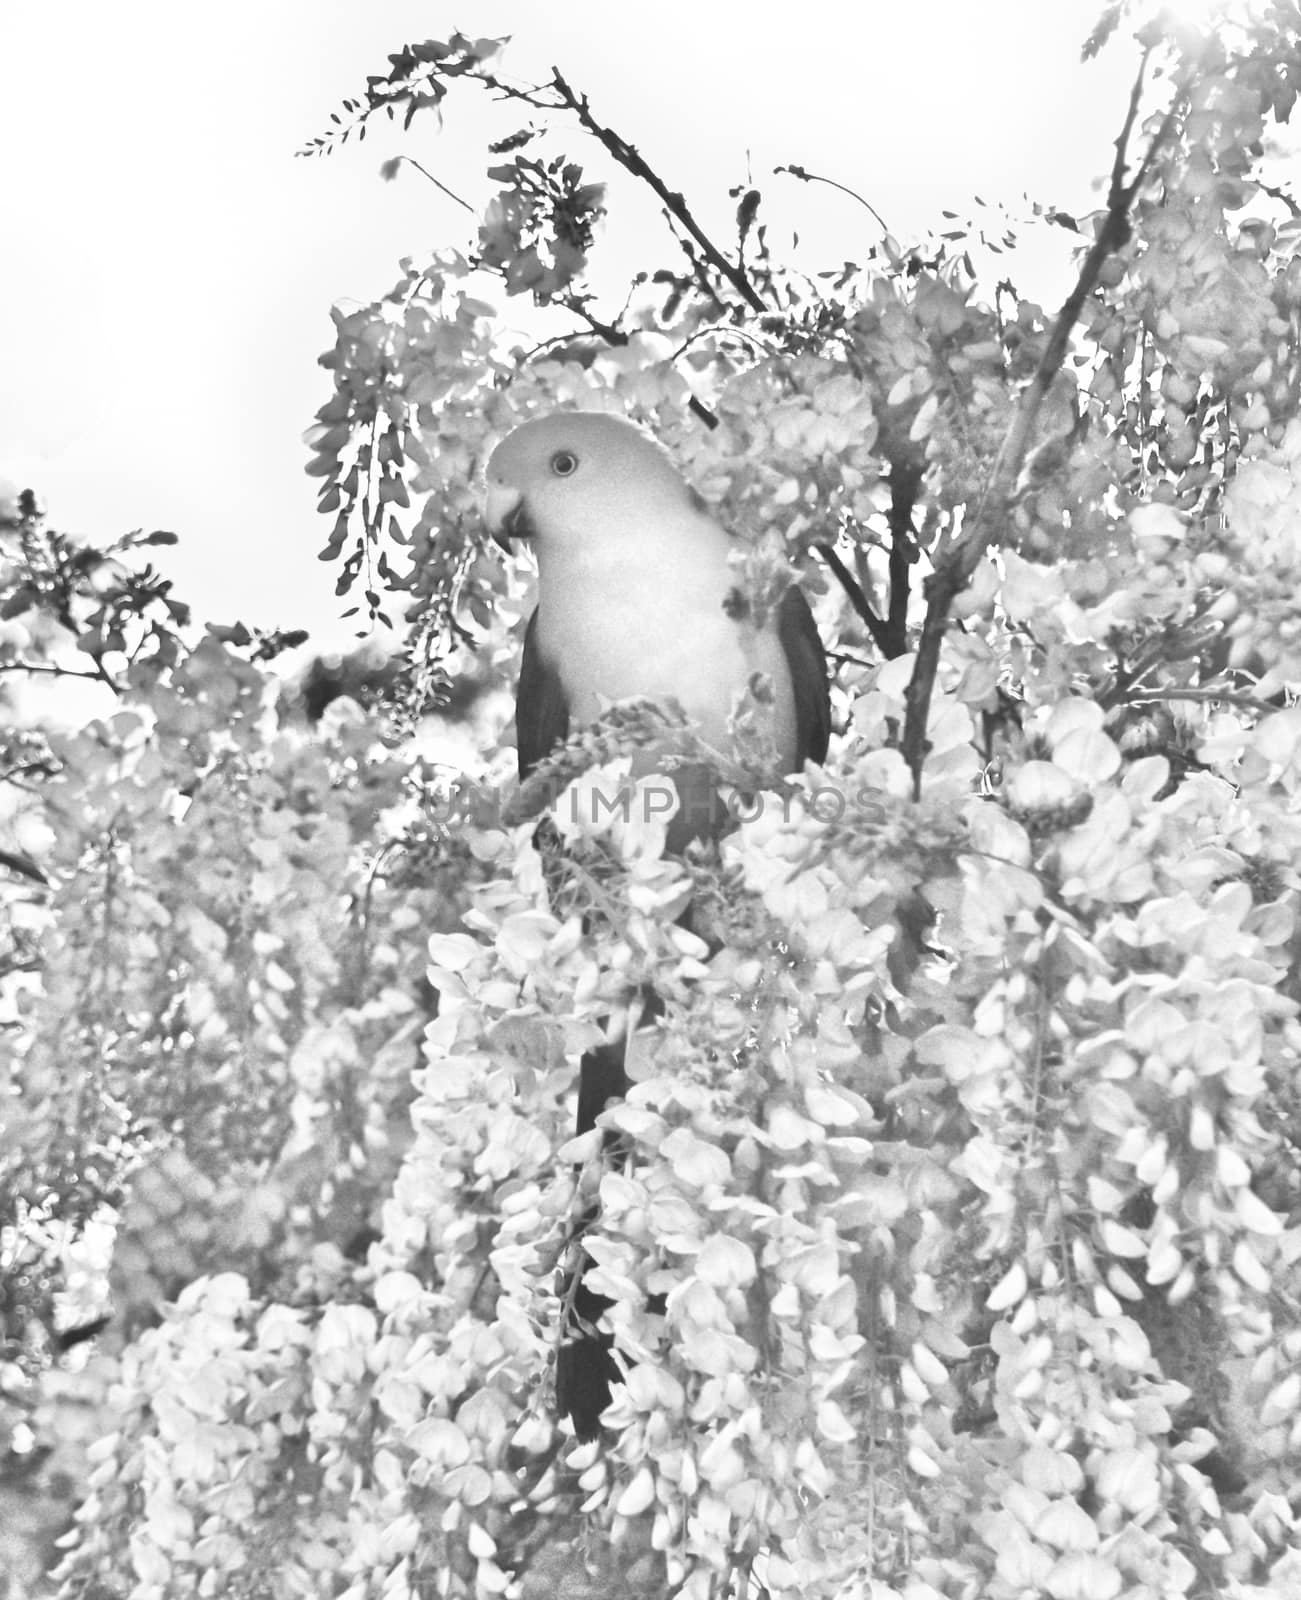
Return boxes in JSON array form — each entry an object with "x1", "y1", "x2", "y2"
[
  {"x1": 557, "y1": 977, "x2": 677, "y2": 1435},
  {"x1": 556, "y1": 1039, "x2": 628, "y2": 1438},
  {"x1": 575, "y1": 1038, "x2": 629, "y2": 1139},
  {"x1": 556, "y1": 1266, "x2": 621, "y2": 1441}
]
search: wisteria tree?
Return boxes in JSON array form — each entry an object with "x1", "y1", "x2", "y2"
[{"x1": 5, "y1": 5, "x2": 1301, "y2": 1597}]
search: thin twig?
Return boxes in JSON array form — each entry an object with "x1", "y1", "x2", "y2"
[
  {"x1": 1121, "y1": 687, "x2": 1281, "y2": 713},
  {"x1": 0, "y1": 660, "x2": 117, "y2": 686},
  {"x1": 828, "y1": 649, "x2": 876, "y2": 671},
  {"x1": 557, "y1": 295, "x2": 627, "y2": 345},
  {"x1": 391, "y1": 156, "x2": 476, "y2": 212},
  {"x1": 669, "y1": 324, "x2": 782, "y2": 367},
  {"x1": 776, "y1": 164, "x2": 892, "y2": 236}
]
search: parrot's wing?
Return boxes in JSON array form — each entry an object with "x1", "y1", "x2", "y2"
[
  {"x1": 778, "y1": 584, "x2": 832, "y2": 767},
  {"x1": 516, "y1": 606, "x2": 571, "y2": 780}
]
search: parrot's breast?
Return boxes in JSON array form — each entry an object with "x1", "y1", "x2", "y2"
[{"x1": 535, "y1": 518, "x2": 798, "y2": 769}]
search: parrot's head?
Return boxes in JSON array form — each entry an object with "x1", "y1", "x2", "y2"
[{"x1": 484, "y1": 411, "x2": 701, "y2": 554}]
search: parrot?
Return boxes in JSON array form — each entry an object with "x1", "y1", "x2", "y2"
[{"x1": 485, "y1": 409, "x2": 830, "y2": 1435}]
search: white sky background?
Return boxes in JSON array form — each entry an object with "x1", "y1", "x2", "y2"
[{"x1": 1, "y1": 0, "x2": 1140, "y2": 651}]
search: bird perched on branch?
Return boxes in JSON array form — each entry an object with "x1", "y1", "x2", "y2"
[{"x1": 485, "y1": 409, "x2": 829, "y2": 1436}]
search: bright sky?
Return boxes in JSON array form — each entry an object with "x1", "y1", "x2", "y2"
[{"x1": 1, "y1": 0, "x2": 1139, "y2": 651}]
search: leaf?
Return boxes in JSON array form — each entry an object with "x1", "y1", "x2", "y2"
[
  {"x1": 615, "y1": 1465, "x2": 656, "y2": 1517},
  {"x1": 1233, "y1": 1238, "x2": 1272, "y2": 1293},
  {"x1": 623, "y1": 1364, "x2": 685, "y2": 1411},
  {"x1": 408, "y1": 1418, "x2": 471, "y2": 1468},
  {"x1": 476, "y1": 1561, "x2": 510, "y2": 1594},
  {"x1": 1236, "y1": 1188, "x2": 1283, "y2": 1236},
  {"x1": 494, "y1": 910, "x2": 557, "y2": 973},
  {"x1": 915, "y1": 1022, "x2": 982, "y2": 1076},
  {"x1": 1086, "y1": 1176, "x2": 1126, "y2": 1214},
  {"x1": 1128, "y1": 503, "x2": 1186, "y2": 547},
  {"x1": 1022, "y1": 1446, "x2": 1085, "y2": 1495},
  {"x1": 660, "y1": 1128, "x2": 730, "y2": 1189},
  {"x1": 696, "y1": 1234, "x2": 756, "y2": 1288},
  {"x1": 994, "y1": 1523, "x2": 1055, "y2": 1588},
  {"x1": 1099, "y1": 1219, "x2": 1145, "y2": 1258},
  {"x1": 1051, "y1": 729, "x2": 1120, "y2": 785},
  {"x1": 886, "y1": 373, "x2": 915, "y2": 408},
  {"x1": 988, "y1": 1261, "x2": 1028, "y2": 1311},
  {"x1": 1105, "y1": 1264, "x2": 1142, "y2": 1301},
  {"x1": 767, "y1": 1102, "x2": 819, "y2": 1150},
  {"x1": 804, "y1": 1083, "x2": 864, "y2": 1126},
  {"x1": 816, "y1": 1399, "x2": 856, "y2": 1442},
  {"x1": 1146, "y1": 1239, "x2": 1183, "y2": 1286},
  {"x1": 911, "y1": 1340, "x2": 947, "y2": 1389},
  {"x1": 1043, "y1": 1551, "x2": 1123, "y2": 1599},
  {"x1": 1034, "y1": 1498, "x2": 1099, "y2": 1552},
  {"x1": 1262, "y1": 1371, "x2": 1301, "y2": 1426},
  {"x1": 0, "y1": 848, "x2": 47, "y2": 885},
  {"x1": 909, "y1": 392, "x2": 940, "y2": 442},
  {"x1": 129, "y1": 1536, "x2": 172, "y2": 1587},
  {"x1": 1006, "y1": 761, "x2": 1078, "y2": 810},
  {"x1": 965, "y1": 800, "x2": 1032, "y2": 868},
  {"x1": 373, "y1": 1272, "x2": 424, "y2": 1314},
  {"x1": 458, "y1": 1522, "x2": 495, "y2": 1563},
  {"x1": 1094, "y1": 1447, "x2": 1158, "y2": 1515},
  {"x1": 1120, "y1": 756, "x2": 1170, "y2": 803}
]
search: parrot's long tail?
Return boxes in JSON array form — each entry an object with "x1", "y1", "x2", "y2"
[
  {"x1": 555, "y1": 969, "x2": 674, "y2": 1442},
  {"x1": 553, "y1": 867, "x2": 710, "y2": 1437},
  {"x1": 555, "y1": 1037, "x2": 629, "y2": 1439}
]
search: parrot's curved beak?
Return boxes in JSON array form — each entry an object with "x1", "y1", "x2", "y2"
[{"x1": 485, "y1": 483, "x2": 530, "y2": 551}]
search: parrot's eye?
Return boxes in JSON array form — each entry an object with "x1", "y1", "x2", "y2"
[{"x1": 549, "y1": 450, "x2": 579, "y2": 477}]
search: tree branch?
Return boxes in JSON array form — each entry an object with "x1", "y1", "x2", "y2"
[
  {"x1": 885, "y1": 461, "x2": 922, "y2": 659},
  {"x1": 549, "y1": 69, "x2": 769, "y2": 315},
  {"x1": 816, "y1": 543, "x2": 890, "y2": 655},
  {"x1": 900, "y1": 49, "x2": 1181, "y2": 797},
  {"x1": 0, "y1": 848, "x2": 48, "y2": 886}
]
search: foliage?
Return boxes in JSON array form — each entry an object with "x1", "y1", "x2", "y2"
[
  {"x1": 6, "y1": 5, "x2": 1301, "y2": 1599},
  {"x1": 0, "y1": 498, "x2": 464, "y2": 1588}
]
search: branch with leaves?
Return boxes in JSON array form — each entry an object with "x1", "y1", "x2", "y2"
[
  {"x1": 301, "y1": 35, "x2": 768, "y2": 320},
  {"x1": 900, "y1": 49, "x2": 1185, "y2": 794}
]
